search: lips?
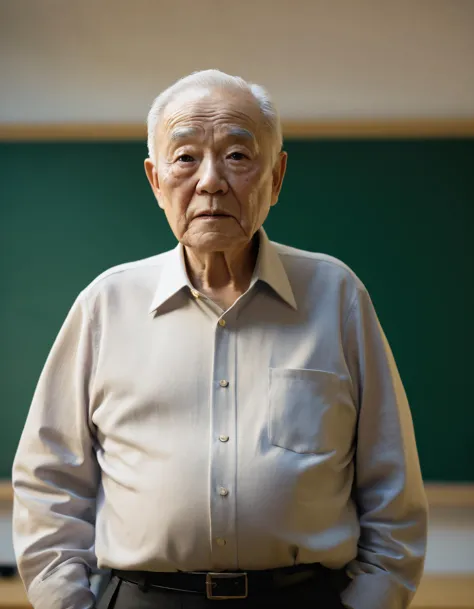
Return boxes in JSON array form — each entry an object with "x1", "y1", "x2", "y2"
[{"x1": 195, "y1": 211, "x2": 231, "y2": 219}]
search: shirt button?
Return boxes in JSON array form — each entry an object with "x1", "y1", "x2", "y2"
[
  {"x1": 191, "y1": 289, "x2": 200, "y2": 299},
  {"x1": 219, "y1": 435, "x2": 229, "y2": 443},
  {"x1": 219, "y1": 488, "x2": 229, "y2": 496},
  {"x1": 218, "y1": 319, "x2": 226, "y2": 327},
  {"x1": 219, "y1": 380, "x2": 229, "y2": 387},
  {"x1": 216, "y1": 538, "x2": 227, "y2": 547}
]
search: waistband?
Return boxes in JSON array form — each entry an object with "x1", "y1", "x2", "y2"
[{"x1": 113, "y1": 563, "x2": 347, "y2": 598}]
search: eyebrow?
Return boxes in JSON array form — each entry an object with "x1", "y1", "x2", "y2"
[
  {"x1": 169, "y1": 126, "x2": 256, "y2": 143},
  {"x1": 169, "y1": 127, "x2": 200, "y2": 142},
  {"x1": 225, "y1": 127, "x2": 255, "y2": 141}
]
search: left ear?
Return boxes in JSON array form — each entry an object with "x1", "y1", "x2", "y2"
[{"x1": 270, "y1": 151, "x2": 288, "y2": 206}]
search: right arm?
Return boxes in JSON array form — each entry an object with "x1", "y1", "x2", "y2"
[{"x1": 12, "y1": 292, "x2": 100, "y2": 609}]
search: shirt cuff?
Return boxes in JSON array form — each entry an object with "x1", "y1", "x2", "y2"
[
  {"x1": 341, "y1": 571, "x2": 411, "y2": 609},
  {"x1": 28, "y1": 562, "x2": 96, "y2": 609}
]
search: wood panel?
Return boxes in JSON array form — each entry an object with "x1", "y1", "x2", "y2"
[{"x1": 0, "y1": 119, "x2": 474, "y2": 141}]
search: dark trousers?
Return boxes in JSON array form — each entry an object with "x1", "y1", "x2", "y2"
[{"x1": 97, "y1": 572, "x2": 348, "y2": 609}]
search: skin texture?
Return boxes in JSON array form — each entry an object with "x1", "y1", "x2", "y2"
[{"x1": 144, "y1": 86, "x2": 287, "y2": 309}]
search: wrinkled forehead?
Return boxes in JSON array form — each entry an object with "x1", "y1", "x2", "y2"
[{"x1": 159, "y1": 86, "x2": 265, "y2": 144}]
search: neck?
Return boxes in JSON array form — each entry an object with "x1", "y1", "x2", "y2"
[{"x1": 184, "y1": 235, "x2": 259, "y2": 309}]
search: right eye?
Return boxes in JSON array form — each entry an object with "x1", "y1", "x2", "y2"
[{"x1": 177, "y1": 154, "x2": 195, "y2": 163}]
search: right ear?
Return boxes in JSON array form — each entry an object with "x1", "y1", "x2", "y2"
[{"x1": 144, "y1": 158, "x2": 165, "y2": 209}]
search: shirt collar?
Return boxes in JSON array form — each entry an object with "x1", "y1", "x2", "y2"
[
  {"x1": 149, "y1": 227, "x2": 297, "y2": 314},
  {"x1": 148, "y1": 246, "x2": 190, "y2": 314},
  {"x1": 252, "y1": 228, "x2": 297, "y2": 310}
]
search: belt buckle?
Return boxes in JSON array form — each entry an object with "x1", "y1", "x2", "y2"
[{"x1": 206, "y1": 572, "x2": 248, "y2": 600}]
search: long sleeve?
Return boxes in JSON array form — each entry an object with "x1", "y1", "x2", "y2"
[
  {"x1": 341, "y1": 286, "x2": 428, "y2": 609},
  {"x1": 12, "y1": 292, "x2": 100, "y2": 609}
]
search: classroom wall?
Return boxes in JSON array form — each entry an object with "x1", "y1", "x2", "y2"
[
  {"x1": 1, "y1": 1, "x2": 473, "y2": 603},
  {"x1": 0, "y1": 0, "x2": 473, "y2": 124}
]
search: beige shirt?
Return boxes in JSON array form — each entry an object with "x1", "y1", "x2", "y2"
[{"x1": 12, "y1": 228, "x2": 427, "y2": 609}]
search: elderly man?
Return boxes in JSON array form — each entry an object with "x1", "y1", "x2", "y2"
[{"x1": 13, "y1": 70, "x2": 427, "y2": 609}]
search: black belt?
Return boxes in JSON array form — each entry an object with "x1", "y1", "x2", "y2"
[{"x1": 113, "y1": 563, "x2": 335, "y2": 600}]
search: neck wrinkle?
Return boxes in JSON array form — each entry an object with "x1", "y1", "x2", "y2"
[{"x1": 184, "y1": 234, "x2": 259, "y2": 294}]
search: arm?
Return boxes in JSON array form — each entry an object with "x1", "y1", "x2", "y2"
[
  {"x1": 12, "y1": 292, "x2": 100, "y2": 609},
  {"x1": 341, "y1": 286, "x2": 428, "y2": 609}
]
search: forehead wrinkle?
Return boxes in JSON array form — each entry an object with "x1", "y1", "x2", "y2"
[
  {"x1": 211, "y1": 110, "x2": 259, "y2": 131},
  {"x1": 165, "y1": 103, "x2": 260, "y2": 131}
]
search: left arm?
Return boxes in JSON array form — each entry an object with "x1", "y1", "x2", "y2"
[{"x1": 341, "y1": 286, "x2": 428, "y2": 609}]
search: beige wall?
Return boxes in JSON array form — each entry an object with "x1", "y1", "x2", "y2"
[
  {"x1": 1, "y1": 2, "x2": 473, "y2": 603},
  {"x1": 1, "y1": 0, "x2": 473, "y2": 124}
]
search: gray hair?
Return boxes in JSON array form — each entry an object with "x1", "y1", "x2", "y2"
[{"x1": 146, "y1": 69, "x2": 282, "y2": 165}]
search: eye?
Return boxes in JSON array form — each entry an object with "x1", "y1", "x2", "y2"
[
  {"x1": 228, "y1": 152, "x2": 248, "y2": 161},
  {"x1": 177, "y1": 154, "x2": 195, "y2": 163}
]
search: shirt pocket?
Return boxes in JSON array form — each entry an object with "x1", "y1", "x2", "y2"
[{"x1": 268, "y1": 367, "x2": 342, "y2": 454}]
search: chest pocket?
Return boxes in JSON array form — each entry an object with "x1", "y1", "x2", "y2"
[{"x1": 269, "y1": 368, "x2": 342, "y2": 454}]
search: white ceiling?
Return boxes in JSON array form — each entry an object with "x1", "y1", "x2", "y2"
[{"x1": 1, "y1": 0, "x2": 473, "y2": 123}]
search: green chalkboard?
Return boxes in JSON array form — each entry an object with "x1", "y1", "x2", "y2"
[{"x1": 1, "y1": 139, "x2": 473, "y2": 481}]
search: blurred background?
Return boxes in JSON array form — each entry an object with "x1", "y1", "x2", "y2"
[{"x1": 0, "y1": 1, "x2": 473, "y2": 607}]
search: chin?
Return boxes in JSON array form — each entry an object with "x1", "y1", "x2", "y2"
[{"x1": 185, "y1": 230, "x2": 247, "y2": 253}]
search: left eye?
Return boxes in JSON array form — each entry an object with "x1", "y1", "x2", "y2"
[{"x1": 228, "y1": 152, "x2": 247, "y2": 161}]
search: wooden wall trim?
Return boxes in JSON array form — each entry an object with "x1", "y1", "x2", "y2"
[
  {"x1": 0, "y1": 123, "x2": 145, "y2": 141},
  {"x1": 412, "y1": 576, "x2": 474, "y2": 608},
  {"x1": 0, "y1": 482, "x2": 12, "y2": 502},
  {"x1": 425, "y1": 484, "x2": 474, "y2": 508},
  {"x1": 0, "y1": 119, "x2": 474, "y2": 141},
  {"x1": 282, "y1": 118, "x2": 474, "y2": 138},
  {"x1": 1, "y1": 480, "x2": 474, "y2": 507}
]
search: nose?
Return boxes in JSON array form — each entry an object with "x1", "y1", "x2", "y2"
[{"x1": 196, "y1": 156, "x2": 228, "y2": 196}]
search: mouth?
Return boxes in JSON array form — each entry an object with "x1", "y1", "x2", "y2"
[{"x1": 194, "y1": 212, "x2": 232, "y2": 219}]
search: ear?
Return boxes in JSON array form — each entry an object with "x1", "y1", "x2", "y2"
[
  {"x1": 144, "y1": 158, "x2": 165, "y2": 209},
  {"x1": 270, "y1": 151, "x2": 288, "y2": 207}
]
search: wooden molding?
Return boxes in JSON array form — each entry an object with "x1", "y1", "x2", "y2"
[
  {"x1": 0, "y1": 123, "x2": 145, "y2": 141},
  {"x1": 0, "y1": 577, "x2": 29, "y2": 609},
  {"x1": 425, "y1": 484, "x2": 474, "y2": 509},
  {"x1": 412, "y1": 576, "x2": 474, "y2": 608},
  {"x1": 0, "y1": 119, "x2": 474, "y2": 141},
  {"x1": 282, "y1": 118, "x2": 474, "y2": 138},
  {"x1": 1, "y1": 480, "x2": 474, "y2": 507},
  {"x1": 0, "y1": 481, "x2": 12, "y2": 502}
]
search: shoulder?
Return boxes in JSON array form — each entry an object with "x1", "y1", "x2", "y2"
[
  {"x1": 271, "y1": 240, "x2": 366, "y2": 293},
  {"x1": 78, "y1": 249, "x2": 173, "y2": 304}
]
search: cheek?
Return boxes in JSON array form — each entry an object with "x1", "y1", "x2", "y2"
[
  {"x1": 233, "y1": 167, "x2": 262, "y2": 197},
  {"x1": 160, "y1": 173, "x2": 194, "y2": 212},
  {"x1": 233, "y1": 169, "x2": 272, "y2": 212},
  {"x1": 160, "y1": 166, "x2": 186, "y2": 196},
  {"x1": 158, "y1": 182, "x2": 196, "y2": 240}
]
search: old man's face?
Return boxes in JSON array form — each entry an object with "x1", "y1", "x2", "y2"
[{"x1": 145, "y1": 87, "x2": 287, "y2": 252}]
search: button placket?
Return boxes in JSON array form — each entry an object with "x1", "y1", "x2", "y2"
[{"x1": 209, "y1": 315, "x2": 237, "y2": 568}]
